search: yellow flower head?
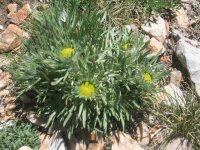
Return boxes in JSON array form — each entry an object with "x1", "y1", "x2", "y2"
[
  {"x1": 122, "y1": 43, "x2": 130, "y2": 50},
  {"x1": 143, "y1": 72, "x2": 152, "y2": 82},
  {"x1": 123, "y1": 43, "x2": 129, "y2": 49},
  {"x1": 59, "y1": 48, "x2": 74, "y2": 58},
  {"x1": 79, "y1": 82, "x2": 95, "y2": 97}
]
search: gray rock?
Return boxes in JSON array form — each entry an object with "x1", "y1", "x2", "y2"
[
  {"x1": 166, "y1": 138, "x2": 192, "y2": 150},
  {"x1": 136, "y1": 122, "x2": 150, "y2": 146},
  {"x1": 27, "y1": 114, "x2": 47, "y2": 128},
  {"x1": 175, "y1": 39, "x2": 200, "y2": 97},
  {"x1": 0, "y1": 120, "x2": 13, "y2": 130},
  {"x1": 27, "y1": 114, "x2": 64, "y2": 134},
  {"x1": 157, "y1": 83, "x2": 185, "y2": 107},
  {"x1": 125, "y1": 24, "x2": 138, "y2": 32},
  {"x1": 111, "y1": 133, "x2": 144, "y2": 150},
  {"x1": 172, "y1": 29, "x2": 199, "y2": 46},
  {"x1": 40, "y1": 131, "x2": 67, "y2": 150},
  {"x1": 18, "y1": 146, "x2": 33, "y2": 150},
  {"x1": 171, "y1": 29, "x2": 186, "y2": 41},
  {"x1": 141, "y1": 16, "x2": 167, "y2": 42},
  {"x1": 170, "y1": 70, "x2": 183, "y2": 86},
  {"x1": 50, "y1": 131, "x2": 67, "y2": 150},
  {"x1": 143, "y1": 35, "x2": 150, "y2": 43}
]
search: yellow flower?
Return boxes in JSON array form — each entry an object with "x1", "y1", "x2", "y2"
[
  {"x1": 59, "y1": 48, "x2": 74, "y2": 58},
  {"x1": 123, "y1": 43, "x2": 129, "y2": 49},
  {"x1": 143, "y1": 72, "x2": 152, "y2": 82},
  {"x1": 79, "y1": 82, "x2": 95, "y2": 97}
]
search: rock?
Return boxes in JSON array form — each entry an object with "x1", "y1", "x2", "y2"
[
  {"x1": 0, "y1": 89, "x2": 10, "y2": 97},
  {"x1": 0, "y1": 106, "x2": 5, "y2": 114},
  {"x1": 7, "y1": 3, "x2": 31, "y2": 25},
  {"x1": 110, "y1": 133, "x2": 144, "y2": 150},
  {"x1": 148, "y1": 37, "x2": 165, "y2": 53},
  {"x1": 0, "y1": 54, "x2": 12, "y2": 68},
  {"x1": 165, "y1": 20, "x2": 170, "y2": 34},
  {"x1": 6, "y1": 104, "x2": 16, "y2": 111},
  {"x1": 7, "y1": 3, "x2": 18, "y2": 13},
  {"x1": 157, "y1": 83, "x2": 185, "y2": 107},
  {"x1": 39, "y1": 143, "x2": 49, "y2": 150},
  {"x1": 181, "y1": 0, "x2": 192, "y2": 3},
  {"x1": 4, "y1": 24, "x2": 28, "y2": 37},
  {"x1": 166, "y1": 138, "x2": 192, "y2": 150},
  {"x1": 148, "y1": 114, "x2": 156, "y2": 125},
  {"x1": 0, "y1": 24, "x2": 28, "y2": 53},
  {"x1": 0, "y1": 120, "x2": 13, "y2": 129},
  {"x1": 0, "y1": 72, "x2": 11, "y2": 88},
  {"x1": 175, "y1": 39, "x2": 200, "y2": 97},
  {"x1": 172, "y1": 29, "x2": 199, "y2": 46},
  {"x1": 27, "y1": 114, "x2": 47, "y2": 128},
  {"x1": 171, "y1": 28, "x2": 186, "y2": 41},
  {"x1": 0, "y1": 80, "x2": 7, "y2": 90},
  {"x1": 49, "y1": 131, "x2": 67, "y2": 150},
  {"x1": 88, "y1": 142, "x2": 104, "y2": 150},
  {"x1": 19, "y1": 146, "x2": 33, "y2": 150},
  {"x1": 125, "y1": 24, "x2": 138, "y2": 32},
  {"x1": 36, "y1": 3, "x2": 49, "y2": 10},
  {"x1": 5, "y1": 96, "x2": 15, "y2": 104},
  {"x1": 0, "y1": 25, "x2": 4, "y2": 31},
  {"x1": 27, "y1": 114, "x2": 64, "y2": 134},
  {"x1": 136, "y1": 122, "x2": 150, "y2": 146},
  {"x1": 141, "y1": 16, "x2": 167, "y2": 42},
  {"x1": 175, "y1": 7, "x2": 190, "y2": 29},
  {"x1": 67, "y1": 136, "x2": 86, "y2": 150},
  {"x1": 170, "y1": 70, "x2": 183, "y2": 86},
  {"x1": 143, "y1": 35, "x2": 150, "y2": 43},
  {"x1": 39, "y1": 131, "x2": 67, "y2": 150}
]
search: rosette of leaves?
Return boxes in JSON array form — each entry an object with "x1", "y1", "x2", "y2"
[
  {"x1": 0, "y1": 120, "x2": 39, "y2": 150},
  {"x1": 9, "y1": 1, "x2": 167, "y2": 138}
]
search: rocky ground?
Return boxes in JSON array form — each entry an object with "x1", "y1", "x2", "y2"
[{"x1": 0, "y1": 0, "x2": 200, "y2": 150}]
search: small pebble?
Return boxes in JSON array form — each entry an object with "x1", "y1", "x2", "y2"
[
  {"x1": 0, "y1": 25, "x2": 4, "y2": 30},
  {"x1": 6, "y1": 104, "x2": 16, "y2": 111},
  {"x1": 0, "y1": 80, "x2": 7, "y2": 90},
  {"x1": 19, "y1": 146, "x2": 33, "y2": 150}
]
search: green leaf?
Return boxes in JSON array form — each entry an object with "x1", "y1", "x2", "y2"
[
  {"x1": 51, "y1": 77, "x2": 64, "y2": 86},
  {"x1": 82, "y1": 109, "x2": 87, "y2": 128},
  {"x1": 103, "y1": 111, "x2": 108, "y2": 131},
  {"x1": 46, "y1": 112, "x2": 56, "y2": 127},
  {"x1": 78, "y1": 103, "x2": 84, "y2": 119},
  {"x1": 63, "y1": 112, "x2": 73, "y2": 127}
]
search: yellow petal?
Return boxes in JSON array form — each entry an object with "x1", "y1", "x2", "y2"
[
  {"x1": 79, "y1": 82, "x2": 95, "y2": 97},
  {"x1": 59, "y1": 48, "x2": 74, "y2": 58},
  {"x1": 144, "y1": 73, "x2": 152, "y2": 82},
  {"x1": 124, "y1": 43, "x2": 129, "y2": 49}
]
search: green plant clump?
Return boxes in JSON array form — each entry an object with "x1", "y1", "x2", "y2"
[
  {"x1": 155, "y1": 90, "x2": 200, "y2": 149},
  {"x1": 138, "y1": 0, "x2": 181, "y2": 12},
  {"x1": 0, "y1": 120, "x2": 39, "y2": 150},
  {"x1": 10, "y1": 1, "x2": 166, "y2": 138},
  {"x1": 81, "y1": 0, "x2": 182, "y2": 26}
]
